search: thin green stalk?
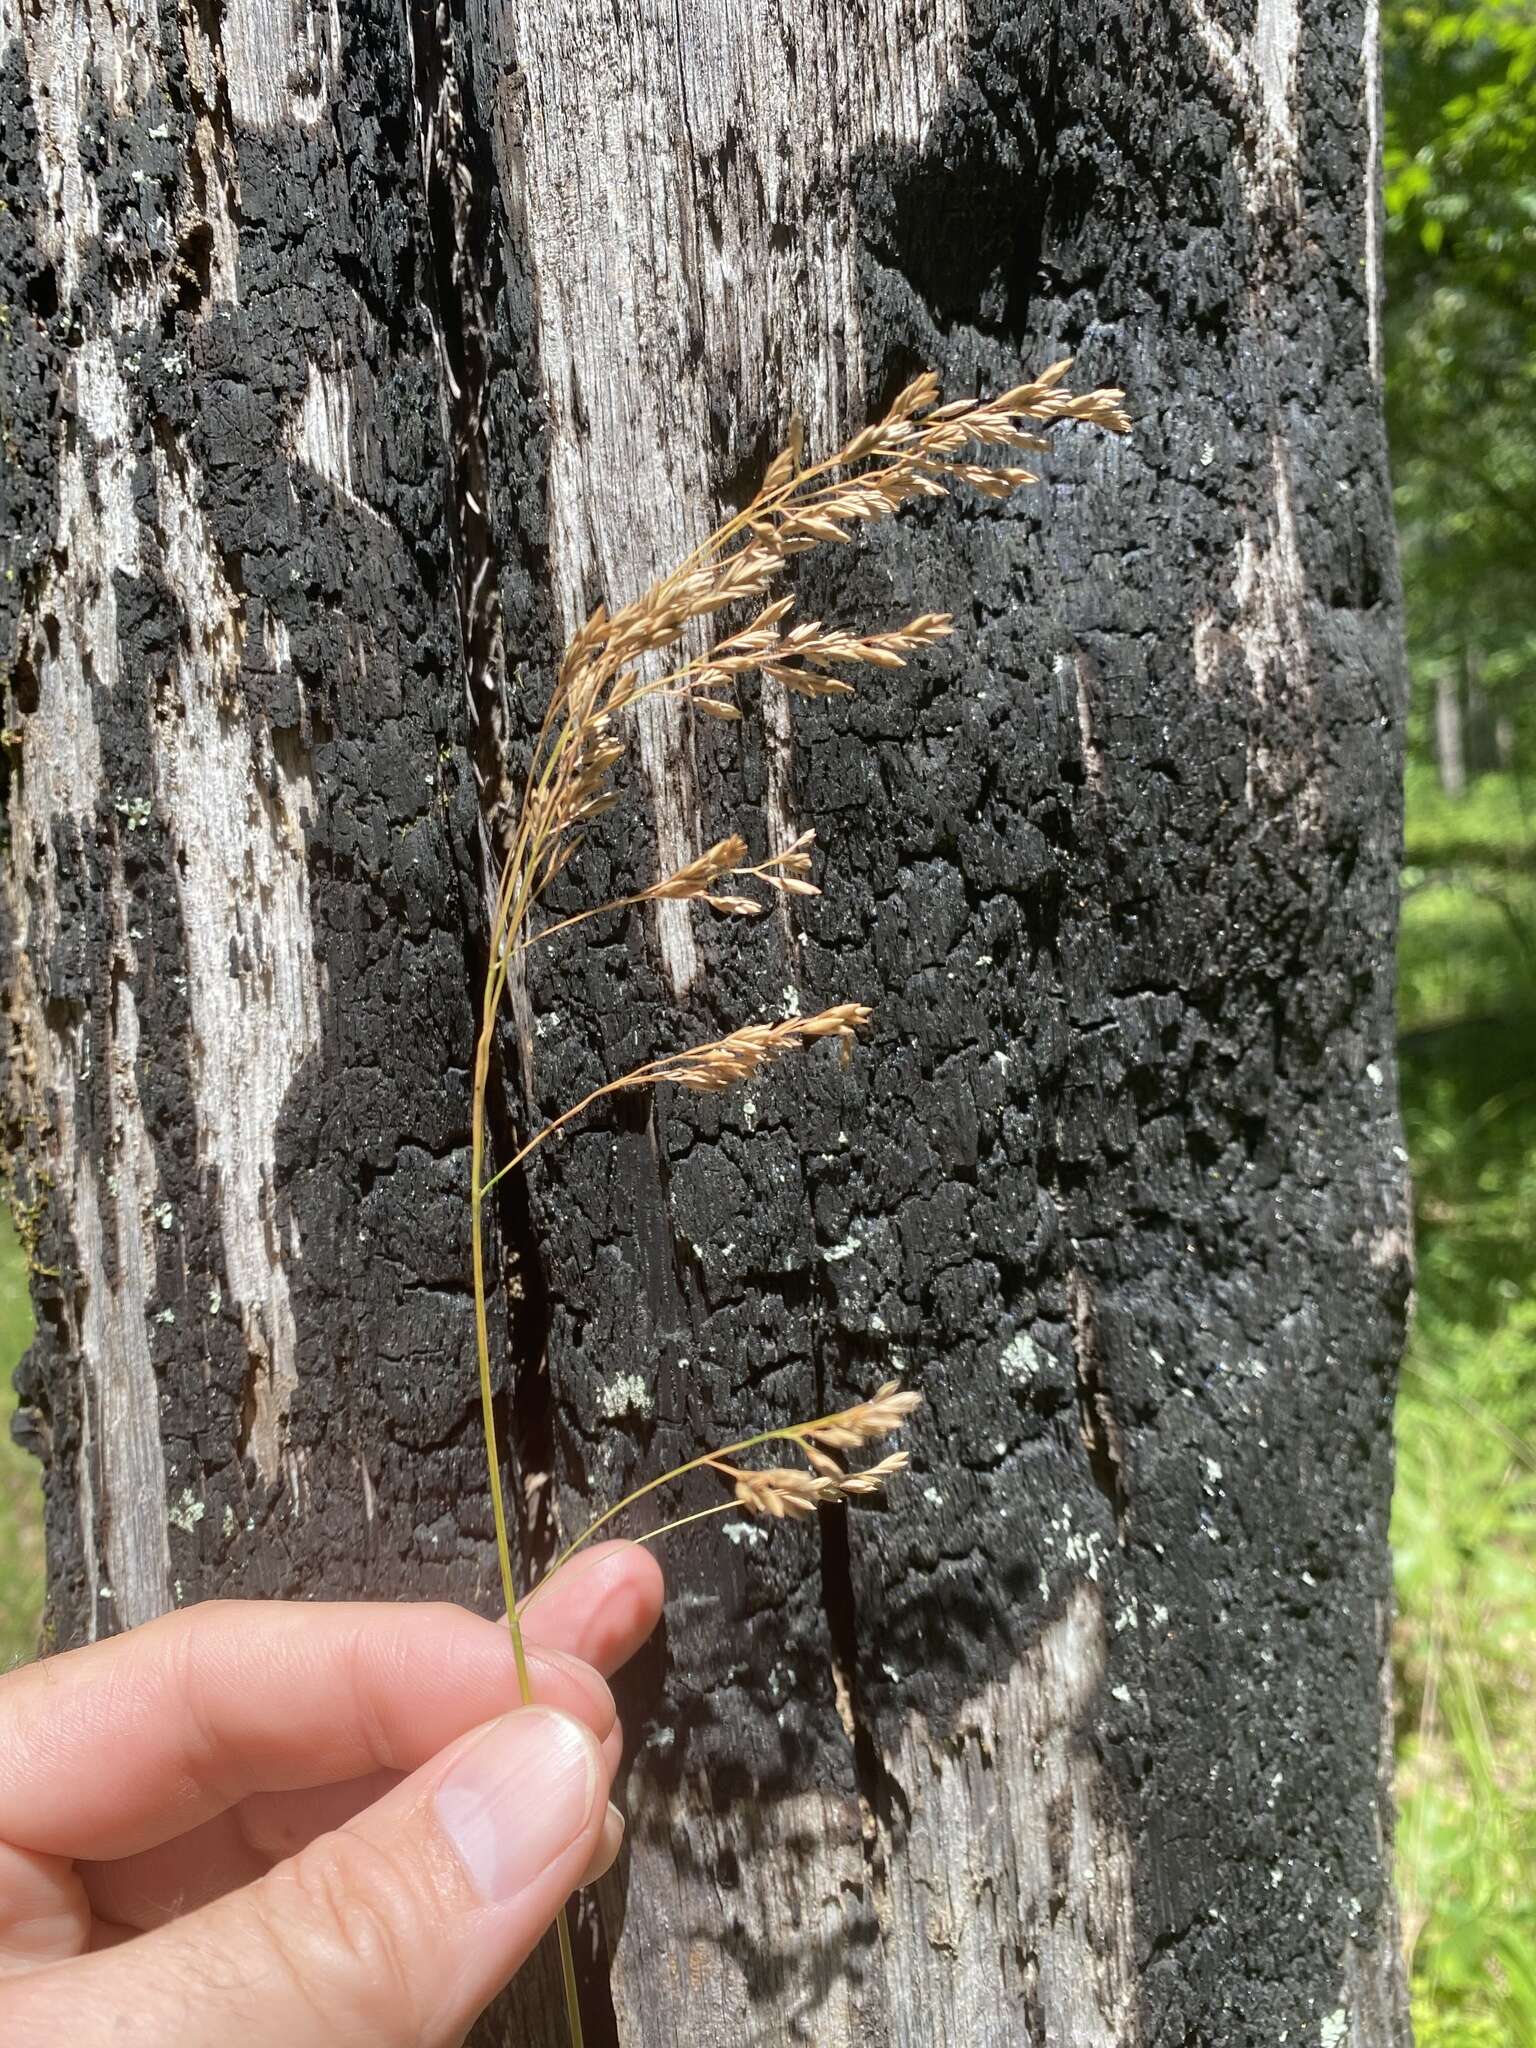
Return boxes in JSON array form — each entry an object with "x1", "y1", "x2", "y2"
[
  {"x1": 478, "y1": 1059, "x2": 676, "y2": 1205},
  {"x1": 553, "y1": 1912, "x2": 583, "y2": 2048},
  {"x1": 630, "y1": 1500, "x2": 739, "y2": 1547},
  {"x1": 472, "y1": 838, "x2": 583, "y2": 2048},
  {"x1": 470, "y1": 1039, "x2": 528, "y2": 1692}
]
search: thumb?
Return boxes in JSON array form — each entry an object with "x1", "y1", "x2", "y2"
[{"x1": 3, "y1": 1707, "x2": 618, "y2": 2048}]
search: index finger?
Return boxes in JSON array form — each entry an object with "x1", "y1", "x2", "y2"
[
  {"x1": 0, "y1": 1599, "x2": 610, "y2": 1862},
  {"x1": 514, "y1": 1539, "x2": 665, "y2": 1675}
]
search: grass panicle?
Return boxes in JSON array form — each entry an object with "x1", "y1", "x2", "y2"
[
  {"x1": 467, "y1": 361, "x2": 1128, "y2": 2043},
  {"x1": 523, "y1": 1381, "x2": 927, "y2": 1583}
]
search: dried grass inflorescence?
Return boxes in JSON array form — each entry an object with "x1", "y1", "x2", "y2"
[
  {"x1": 476, "y1": 354, "x2": 1126, "y2": 1573},
  {"x1": 503, "y1": 361, "x2": 1128, "y2": 922},
  {"x1": 468, "y1": 360, "x2": 1127, "y2": 2047},
  {"x1": 706, "y1": 1382, "x2": 923, "y2": 1519},
  {"x1": 523, "y1": 1385, "x2": 926, "y2": 1589}
]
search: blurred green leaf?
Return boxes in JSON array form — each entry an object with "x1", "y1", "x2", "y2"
[
  {"x1": 1384, "y1": 0, "x2": 1536, "y2": 734},
  {"x1": 0, "y1": 1224, "x2": 42, "y2": 1671}
]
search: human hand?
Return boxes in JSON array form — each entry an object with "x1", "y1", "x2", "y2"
[{"x1": 0, "y1": 1541, "x2": 663, "y2": 2045}]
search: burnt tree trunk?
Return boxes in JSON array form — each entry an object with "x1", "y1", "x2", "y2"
[{"x1": 1, "y1": 2, "x2": 1412, "y2": 2043}]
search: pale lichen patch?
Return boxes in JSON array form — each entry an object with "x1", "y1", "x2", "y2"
[
  {"x1": 1001, "y1": 1329, "x2": 1047, "y2": 1384},
  {"x1": 168, "y1": 1488, "x2": 206, "y2": 1533},
  {"x1": 597, "y1": 1372, "x2": 653, "y2": 1420}
]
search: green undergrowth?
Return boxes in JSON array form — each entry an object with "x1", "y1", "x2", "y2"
[
  {"x1": 1400, "y1": 767, "x2": 1536, "y2": 1033},
  {"x1": 1395, "y1": 770, "x2": 1536, "y2": 2046}
]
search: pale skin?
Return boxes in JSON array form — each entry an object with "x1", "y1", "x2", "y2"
[{"x1": 0, "y1": 1540, "x2": 665, "y2": 2046}]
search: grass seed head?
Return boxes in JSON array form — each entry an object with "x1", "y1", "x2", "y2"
[
  {"x1": 644, "y1": 837, "x2": 749, "y2": 901},
  {"x1": 802, "y1": 1380, "x2": 924, "y2": 1451},
  {"x1": 733, "y1": 1466, "x2": 840, "y2": 1519},
  {"x1": 510, "y1": 362, "x2": 1124, "y2": 893},
  {"x1": 836, "y1": 1451, "x2": 911, "y2": 1496}
]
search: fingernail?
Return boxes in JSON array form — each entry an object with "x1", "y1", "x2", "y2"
[
  {"x1": 436, "y1": 1709, "x2": 601, "y2": 1903},
  {"x1": 579, "y1": 1803, "x2": 624, "y2": 1889}
]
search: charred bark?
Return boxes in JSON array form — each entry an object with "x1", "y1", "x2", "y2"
[{"x1": 0, "y1": 1, "x2": 1411, "y2": 2043}]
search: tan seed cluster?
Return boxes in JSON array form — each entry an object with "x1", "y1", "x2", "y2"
[
  {"x1": 502, "y1": 359, "x2": 1127, "y2": 913},
  {"x1": 710, "y1": 1381, "x2": 924, "y2": 1520},
  {"x1": 659, "y1": 1004, "x2": 872, "y2": 1094},
  {"x1": 729, "y1": 1466, "x2": 840, "y2": 1519},
  {"x1": 647, "y1": 829, "x2": 823, "y2": 919},
  {"x1": 724, "y1": 1451, "x2": 912, "y2": 1519},
  {"x1": 685, "y1": 604, "x2": 955, "y2": 709},
  {"x1": 642, "y1": 836, "x2": 748, "y2": 902},
  {"x1": 800, "y1": 1380, "x2": 924, "y2": 1450}
]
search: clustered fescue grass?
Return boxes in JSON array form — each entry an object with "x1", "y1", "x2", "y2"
[{"x1": 468, "y1": 361, "x2": 1128, "y2": 2041}]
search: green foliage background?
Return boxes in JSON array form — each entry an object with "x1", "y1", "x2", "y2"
[
  {"x1": 0, "y1": 4, "x2": 1532, "y2": 2027},
  {"x1": 1386, "y1": 4, "x2": 1536, "y2": 2041}
]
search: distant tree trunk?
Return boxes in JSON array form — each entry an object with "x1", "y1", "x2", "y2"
[
  {"x1": 1463, "y1": 646, "x2": 1500, "y2": 781},
  {"x1": 1436, "y1": 664, "x2": 1468, "y2": 798},
  {"x1": 1, "y1": 2, "x2": 1412, "y2": 2044}
]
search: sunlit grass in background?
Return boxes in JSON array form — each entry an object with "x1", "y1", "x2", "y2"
[
  {"x1": 1381, "y1": 0, "x2": 1536, "y2": 2024},
  {"x1": 1400, "y1": 766, "x2": 1536, "y2": 1030},
  {"x1": 1395, "y1": 768, "x2": 1536, "y2": 2047},
  {"x1": 0, "y1": 1218, "x2": 43, "y2": 1671}
]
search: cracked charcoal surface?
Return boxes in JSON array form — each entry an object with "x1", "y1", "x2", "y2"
[{"x1": 1, "y1": 1, "x2": 1410, "y2": 2043}]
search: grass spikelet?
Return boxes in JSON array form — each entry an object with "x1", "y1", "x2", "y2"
[
  {"x1": 802, "y1": 1379, "x2": 924, "y2": 1449},
  {"x1": 727, "y1": 1466, "x2": 840, "y2": 1519}
]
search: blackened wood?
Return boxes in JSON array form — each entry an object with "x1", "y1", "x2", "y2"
[{"x1": 0, "y1": 1, "x2": 1411, "y2": 2042}]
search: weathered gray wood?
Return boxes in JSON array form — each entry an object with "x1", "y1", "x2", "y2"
[{"x1": 0, "y1": 1, "x2": 1412, "y2": 2043}]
